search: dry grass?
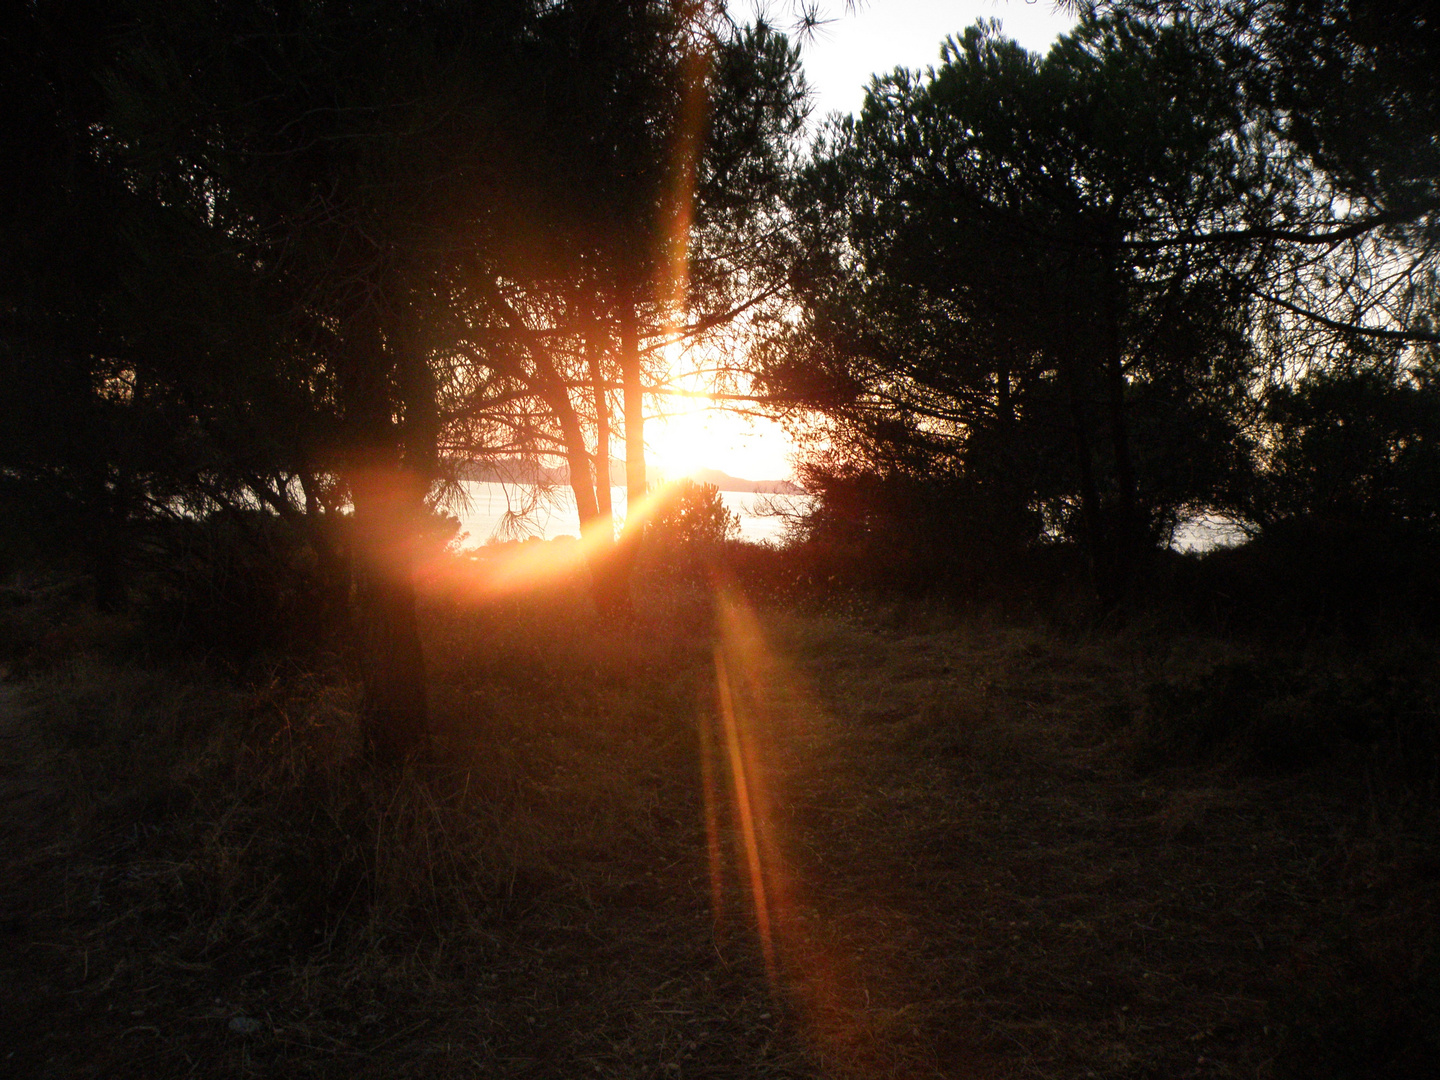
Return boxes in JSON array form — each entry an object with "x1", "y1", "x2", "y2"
[{"x1": 1, "y1": 574, "x2": 1437, "y2": 1077}]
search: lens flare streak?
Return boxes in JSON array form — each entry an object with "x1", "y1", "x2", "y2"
[
  {"x1": 704, "y1": 587, "x2": 873, "y2": 1067},
  {"x1": 714, "y1": 645, "x2": 776, "y2": 979}
]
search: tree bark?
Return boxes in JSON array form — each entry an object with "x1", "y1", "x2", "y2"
[
  {"x1": 586, "y1": 314, "x2": 614, "y2": 526},
  {"x1": 990, "y1": 352, "x2": 1031, "y2": 552},
  {"x1": 524, "y1": 327, "x2": 635, "y2": 614},
  {"x1": 546, "y1": 380, "x2": 601, "y2": 526},
  {"x1": 348, "y1": 460, "x2": 429, "y2": 765},
  {"x1": 583, "y1": 313, "x2": 633, "y2": 616},
  {"x1": 1102, "y1": 265, "x2": 1140, "y2": 601},
  {"x1": 478, "y1": 272, "x2": 634, "y2": 614},
  {"x1": 1060, "y1": 347, "x2": 1106, "y2": 597},
  {"x1": 300, "y1": 471, "x2": 351, "y2": 646},
  {"x1": 617, "y1": 289, "x2": 647, "y2": 581},
  {"x1": 333, "y1": 305, "x2": 439, "y2": 766}
]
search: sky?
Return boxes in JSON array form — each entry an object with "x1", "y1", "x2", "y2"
[
  {"x1": 650, "y1": 1, "x2": 1080, "y2": 482},
  {"x1": 796, "y1": 0, "x2": 1078, "y2": 122}
]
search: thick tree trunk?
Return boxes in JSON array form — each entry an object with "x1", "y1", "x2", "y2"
[
  {"x1": 330, "y1": 305, "x2": 436, "y2": 764},
  {"x1": 584, "y1": 318, "x2": 633, "y2": 616},
  {"x1": 990, "y1": 355, "x2": 1031, "y2": 553},
  {"x1": 1102, "y1": 271, "x2": 1140, "y2": 602},
  {"x1": 617, "y1": 292, "x2": 647, "y2": 582},
  {"x1": 358, "y1": 563, "x2": 427, "y2": 764},
  {"x1": 1060, "y1": 348, "x2": 1106, "y2": 598},
  {"x1": 300, "y1": 473, "x2": 351, "y2": 647},
  {"x1": 550, "y1": 385, "x2": 601, "y2": 526},
  {"x1": 349, "y1": 464, "x2": 429, "y2": 765}
]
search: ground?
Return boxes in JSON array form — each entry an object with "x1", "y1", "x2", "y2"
[{"x1": 0, "y1": 574, "x2": 1436, "y2": 1077}]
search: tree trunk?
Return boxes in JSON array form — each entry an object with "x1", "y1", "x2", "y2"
[
  {"x1": 524, "y1": 322, "x2": 633, "y2": 615},
  {"x1": 617, "y1": 290, "x2": 647, "y2": 582},
  {"x1": 990, "y1": 353, "x2": 1030, "y2": 553},
  {"x1": 584, "y1": 315, "x2": 633, "y2": 616},
  {"x1": 586, "y1": 315, "x2": 614, "y2": 526},
  {"x1": 301, "y1": 472, "x2": 351, "y2": 648},
  {"x1": 1102, "y1": 267, "x2": 1140, "y2": 602},
  {"x1": 548, "y1": 383, "x2": 601, "y2": 526},
  {"x1": 1060, "y1": 347, "x2": 1106, "y2": 598},
  {"x1": 349, "y1": 463, "x2": 429, "y2": 765},
  {"x1": 549, "y1": 377, "x2": 632, "y2": 613}
]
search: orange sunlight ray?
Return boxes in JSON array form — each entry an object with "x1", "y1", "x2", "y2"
[
  {"x1": 706, "y1": 583, "x2": 879, "y2": 1067},
  {"x1": 661, "y1": 43, "x2": 710, "y2": 337},
  {"x1": 714, "y1": 644, "x2": 777, "y2": 979}
]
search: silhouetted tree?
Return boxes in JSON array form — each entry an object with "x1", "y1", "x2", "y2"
[
  {"x1": 4, "y1": 1, "x2": 808, "y2": 759},
  {"x1": 441, "y1": 5, "x2": 807, "y2": 612},
  {"x1": 1251, "y1": 345, "x2": 1440, "y2": 533},
  {"x1": 1089, "y1": 0, "x2": 1440, "y2": 346},
  {"x1": 1091, "y1": 1, "x2": 1440, "y2": 579},
  {"x1": 0, "y1": 1, "x2": 168, "y2": 605},
  {"x1": 89, "y1": 0, "x2": 571, "y2": 760},
  {"x1": 763, "y1": 14, "x2": 1266, "y2": 599}
]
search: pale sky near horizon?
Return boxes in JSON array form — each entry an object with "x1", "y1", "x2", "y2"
[
  {"x1": 651, "y1": 1, "x2": 1080, "y2": 482},
  {"x1": 794, "y1": 1, "x2": 1079, "y2": 123}
]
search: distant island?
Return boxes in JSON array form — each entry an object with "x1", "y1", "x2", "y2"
[
  {"x1": 680, "y1": 467, "x2": 804, "y2": 495},
  {"x1": 453, "y1": 457, "x2": 803, "y2": 495}
]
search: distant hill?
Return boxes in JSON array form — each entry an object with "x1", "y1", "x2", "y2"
[
  {"x1": 453, "y1": 457, "x2": 570, "y2": 485},
  {"x1": 451, "y1": 458, "x2": 802, "y2": 494},
  {"x1": 686, "y1": 468, "x2": 803, "y2": 495}
]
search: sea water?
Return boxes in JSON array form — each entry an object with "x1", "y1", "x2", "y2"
[
  {"x1": 448, "y1": 480, "x2": 808, "y2": 547},
  {"x1": 448, "y1": 481, "x2": 1246, "y2": 553}
]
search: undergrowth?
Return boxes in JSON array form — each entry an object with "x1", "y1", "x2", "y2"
[{"x1": 1, "y1": 570, "x2": 1438, "y2": 1077}]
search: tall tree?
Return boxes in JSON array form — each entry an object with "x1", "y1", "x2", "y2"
[
  {"x1": 441, "y1": 4, "x2": 808, "y2": 610},
  {"x1": 98, "y1": 0, "x2": 559, "y2": 760},
  {"x1": 10, "y1": 0, "x2": 807, "y2": 761},
  {"x1": 1085, "y1": 0, "x2": 1440, "y2": 346},
  {"x1": 0, "y1": 1, "x2": 167, "y2": 605},
  {"x1": 763, "y1": 15, "x2": 1267, "y2": 596}
]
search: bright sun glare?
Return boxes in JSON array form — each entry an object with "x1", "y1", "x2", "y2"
[
  {"x1": 648, "y1": 402, "x2": 797, "y2": 482},
  {"x1": 648, "y1": 336, "x2": 798, "y2": 482}
]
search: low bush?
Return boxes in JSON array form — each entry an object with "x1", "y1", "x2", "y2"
[
  {"x1": 133, "y1": 512, "x2": 342, "y2": 663},
  {"x1": 643, "y1": 479, "x2": 739, "y2": 570}
]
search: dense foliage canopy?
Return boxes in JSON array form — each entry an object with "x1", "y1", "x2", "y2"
[
  {"x1": 4, "y1": 0, "x2": 1440, "y2": 756},
  {"x1": 756, "y1": 1, "x2": 1440, "y2": 599},
  {"x1": 2, "y1": 0, "x2": 809, "y2": 758}
]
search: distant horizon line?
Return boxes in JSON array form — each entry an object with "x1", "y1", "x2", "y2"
[{"x1": 451, "y1": 457, "x2": 803, "y2": 494}]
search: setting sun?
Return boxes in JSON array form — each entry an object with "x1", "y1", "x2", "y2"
[{"x1": 647, "y1": 401, "x2": 797, "y2": 482}]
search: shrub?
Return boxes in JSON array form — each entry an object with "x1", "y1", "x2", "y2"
[
  {"x1": 646, "y1": 479, "x2": 739, "y2": 564},
  {"x1": 135, "y1": 510, "x2": 343, "y2": 662}
]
